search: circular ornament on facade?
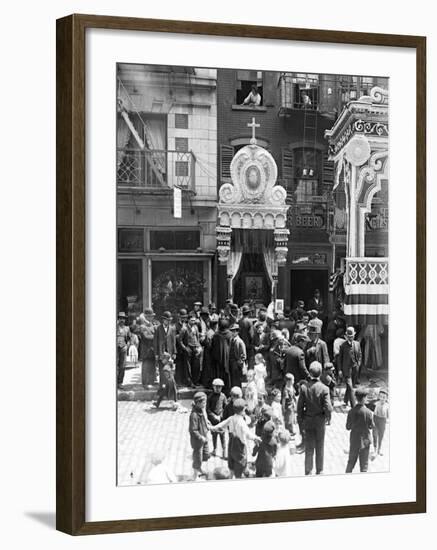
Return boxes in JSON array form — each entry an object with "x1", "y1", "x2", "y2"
[{"x1": 345, "y1": 135, "x2": 371, "y2": 166}]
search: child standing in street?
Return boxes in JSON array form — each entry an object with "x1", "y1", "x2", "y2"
[
  {"x1": 206, "y1": 378, "x2": 227, "y2": 458},
  {"x1": 252, "y1": 420, "x2": 277, "y2": 477},
  {"x1": 271, "y1": 388, "x2": 284, "y2": 428},
  {"x1": 189, "y1": 392, "x2": 211, "y2": 480},
  {"x1": 274, "y1": 430, "x2": 293, "y2": 477},
  {"x1": 211, "y1": 398, "x2": 260, "y2": 478},
  {"x1": 254, "y1": 353, "x2": 267, "y2": 395},
  {"x1": 282, "y1": 373, "x2": 296, "y2": 436},
  {"x1": 152, "y1": 352, "x2": 178, "y2": 409},
  {"x1": 372, "y1": 389, "x2": 389, "y2": 457},
  {"x1": 244, "y1": 369, "x2": 258, "y2": 417}
]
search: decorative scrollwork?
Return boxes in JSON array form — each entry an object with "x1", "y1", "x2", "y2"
[{"x1": 370, "y1": 86, "x2": 389, "y2": 105}]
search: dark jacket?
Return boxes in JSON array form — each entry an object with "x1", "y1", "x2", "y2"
[
  {"x1": 284, "y1": 345, "x2": 310, "y2": 382},
  {"x1": 239, "y1": 316, "x2": 254, "y2": 351},
  {"x1": 189, "y1": 405, "x2": 209, "y2": 449},
  {"x1": 155, "y1": 323, "x2": 177, "y2": 358},
  {"x1": 138, "y1": 321, "x2": 156, "y2": 360},
  {"x1": 253, "y1": 434, "x2": 277, "y2": 476},
  {"x1": 229, "y1": 335, "x2": 247, "y2": 366},
  {"x1": 207, "y1": 392, "x2": 227, "y2": 424},
  {"x1": 297, "y1": 378, "x2": 333, "y2": 423},
  {"x1": 338, "y1": 339, "x2": 362, "y2": 377},
  {"x1": 346, "y1": 403, "x2": 374, "y2": 449},
  {"x1": 305, "y1": 338, "x2": 329, "y2": 367}
]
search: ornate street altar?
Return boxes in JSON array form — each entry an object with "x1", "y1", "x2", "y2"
[
  {"x1": 216, "y1": 118, "x2": 290, "y2": 302},
  {"x1": 325, "y1": 87, "x2": 389, "y2": 326}
]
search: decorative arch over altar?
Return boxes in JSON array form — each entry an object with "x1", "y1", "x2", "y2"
[{"x1": 216, "y1": 118, "x2": 290, "y2": 301}]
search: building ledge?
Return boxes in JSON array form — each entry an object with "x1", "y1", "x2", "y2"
[{"x1": 231, "y1": 105, "x2": 267, "y2": 112}]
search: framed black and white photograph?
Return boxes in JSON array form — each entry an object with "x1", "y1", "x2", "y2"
[{"x1": 56, "y1": 14, "x2": 426, "y2": 535}]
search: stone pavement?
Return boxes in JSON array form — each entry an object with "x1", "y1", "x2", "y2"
[{"x1": 117, "y1": 393, "x2": 390, "y2": 486}]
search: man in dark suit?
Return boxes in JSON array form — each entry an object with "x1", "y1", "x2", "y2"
[
  {"x1": 297, "y1": 361, "x2": 332, "y2": 475},
  {"x1": 155, "y1": 311, "x2": 177, "y2": 382},
  {"x1": 229, "y1": 323, "x2": 247, "y2": 388},
  {"x1": 345, "y1": 386, "x2": 374, "y2": 473},
  {"x1": 307, "y1": 288, "x2": 325, "y2": 318},
  {"x1": 306, "y1": 323, "x2": 329, "y2": 367},
  {"x1": 338, "y1": 326, "x2": 362, "y2": 408},
  {"x1": 239, "y1": 305, "x2": 254, "y2": 368},
  {"x1": 284, "y1": 334, "x2": 310, "y2": 387}
]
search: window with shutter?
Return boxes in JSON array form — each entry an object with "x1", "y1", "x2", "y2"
[
  {"x1": 322, "y1": 150, "x2": 334, "y2": 187},
  {"x1": 220, "y1": 144, "x2": 235, "y2": 183},
  {"x1": 281, "y1": 147, "x2": 294, "y2": 194}
]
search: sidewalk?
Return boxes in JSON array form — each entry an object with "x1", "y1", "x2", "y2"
[
  {"x1": 118, "y1": 363, "x2": 209, "y2": 401},
  {"x1": 118, "y1": 362, "x2": 389, "y2": 401}
]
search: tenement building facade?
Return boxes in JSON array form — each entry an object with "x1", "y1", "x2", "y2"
[
  {"x1": 216, "y1": 70, "x2": 388, "y2": 313},
  {"x1": 117, "y1": 65, "x2": 218, "y2": 317}
]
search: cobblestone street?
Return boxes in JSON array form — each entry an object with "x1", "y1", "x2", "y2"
[{"x1": 117, "y1": 392, "x2": 389, "y2": 486}]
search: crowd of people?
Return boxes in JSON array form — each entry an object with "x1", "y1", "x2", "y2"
[{"x1": 116, "y1": 293, "x2": 389, "y2": 481}]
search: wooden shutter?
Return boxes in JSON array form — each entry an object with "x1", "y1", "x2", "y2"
[
  {"x1": 281, "y1": 147, "x2": 294, "y2": 194},
  {"x1": 220, "y1": 144, "x2": 234, "y2": 183},
  {"x1": 322, "y1": 150, "x2": 334, "y2": 187}
]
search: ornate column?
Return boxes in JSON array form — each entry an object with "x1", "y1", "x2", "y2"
[
  {"x1": 325, "y1": 86, "x2": 389, "y2": 259},
  {"x1": 216, "y1": 225, "x2": 232, "y2": 300}
]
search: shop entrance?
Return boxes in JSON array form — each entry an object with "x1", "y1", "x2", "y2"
[{"x1": 290, "y1": 269, "x2": 328, "y2": 310}]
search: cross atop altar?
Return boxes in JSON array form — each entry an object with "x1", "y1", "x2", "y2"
[{"x1": 248, "y1": 117, "x2": 260, "y2": 144}]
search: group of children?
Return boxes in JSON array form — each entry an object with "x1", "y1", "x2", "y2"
[
  {"x1": 188, "y1": 372, "x2": 300, "y2": 480},
  {"x1": 189, "y1": 379, "x2": 389, "y2": 481}
]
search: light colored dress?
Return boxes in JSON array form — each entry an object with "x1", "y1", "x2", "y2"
[
  {"x1": 274, "y1": 444, "x2": 293, "y2": 477},
  {"x1": 244, "y1": 380, "x2": 258, "y2": 414},
  {"x1": 271, "y1": 401, "x2": 284, "y2": 427},
  {"x1": 254, "y1": 362, "x2": 267, "y2": 394}
]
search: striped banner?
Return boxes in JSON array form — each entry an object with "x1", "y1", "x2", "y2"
[{"x1": 344, "y1": 283, "x2": 388, "y2": 325}]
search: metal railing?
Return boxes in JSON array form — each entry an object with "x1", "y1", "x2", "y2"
[
  {"x1": 278, "y1": 73, "x2": 387, "y2": 116},
  {"x1": 116, "y1": 148, "x2": 196, "y2": 191}
]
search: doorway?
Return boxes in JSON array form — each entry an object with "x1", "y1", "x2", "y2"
[{"x1": 290, "y1": 269, "x2": 328, "y2": 310}]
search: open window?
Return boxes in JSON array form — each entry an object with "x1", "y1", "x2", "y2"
[
  {"x1": 292, "y1": 74, "x2": 319, "y2": 110},
  {"x1": 236, "y1": 70, "x2": 263, "y2": 106},
  {"x1": 293, "y1": 147, "x2": 323, "y2": 202}
]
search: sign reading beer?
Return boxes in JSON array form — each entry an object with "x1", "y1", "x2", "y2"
[{"x1": 287, "y1": 202, "x2": 327, "y2": 229}]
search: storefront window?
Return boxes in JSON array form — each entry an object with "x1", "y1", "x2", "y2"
[{"x1": 151, "y1": 260, "x2": 204, "y2": 315}]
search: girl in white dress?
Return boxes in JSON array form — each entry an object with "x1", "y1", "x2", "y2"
[{"x1": 253, "y1": 353, "x2": 267, "y2": 394}]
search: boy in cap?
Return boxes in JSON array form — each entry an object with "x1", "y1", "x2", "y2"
[
  {"x1": 207, "y1": 378, "x2": 228, "y2": 457},
  {"x1": 189, "y1": 392, "x2": 211, "y2": 479},
  {"x1": 211, "y1": 398, "x2": 261, "y2": 478},
  {"x1": 152, "y1": 352, "x2": 178, "y2": 409},
  {"x1": 345, "y1": 386, "x2": 374, "y2": 473}
]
